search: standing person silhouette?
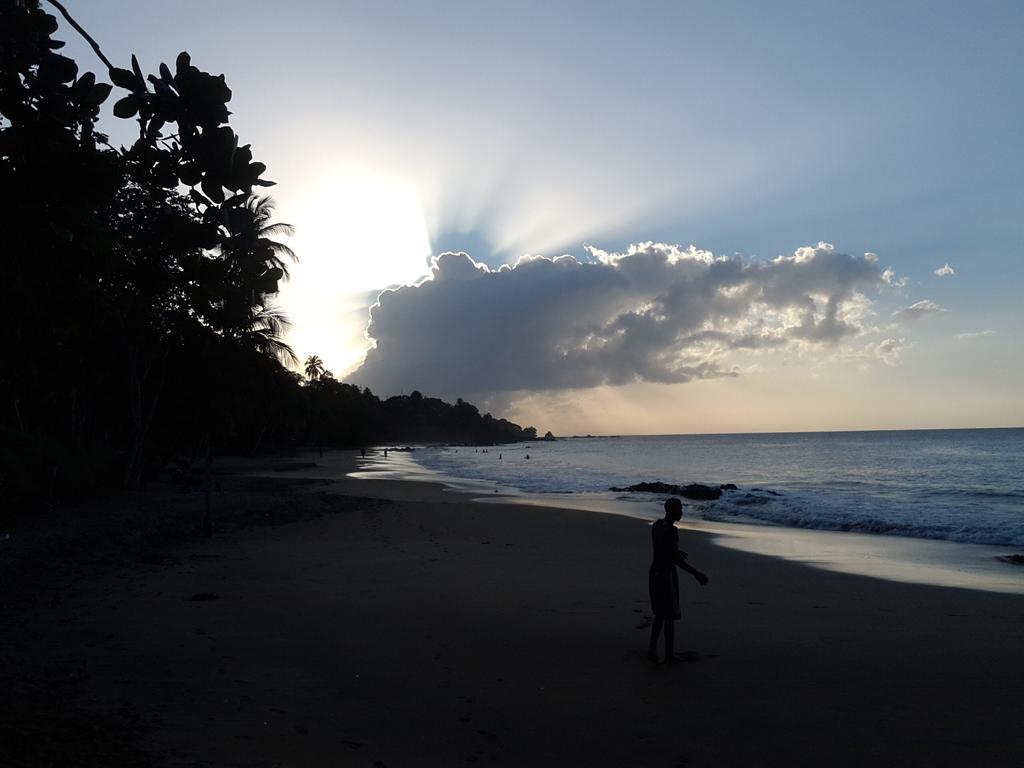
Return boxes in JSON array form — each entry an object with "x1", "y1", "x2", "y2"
[{"x1": 648, "y1": 497, "x2": 709, "y2": 664}]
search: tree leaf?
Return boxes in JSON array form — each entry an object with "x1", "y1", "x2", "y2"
[
  {"x1": 37, "y1": 12, "x2": 59, "y2": 35},
  {"x1": 144, "y1": 117, "x2": 166, "y2": 141},
  {"x1": 190, "y1": 188, "x2": 213, "y2": 208},
  {"x1": 109, "y1": 67, "x2": 137, "y2": 89},
  {"x1": 87, "y1": 83, "x2": 112, "y2": 106},
  {"x1": 224, "y1": 192, "x2": 249, "y2": 207},
  {"x1": 201, "y1": 176, "x2": 225, "y2": 204},
  {"x1": 40, "y1": 53, "x2": 78, "y2": 83},
  {"x1": 112, "y1": 95, "x2": 138, "y2": 119},
  {"x1": 178, "y1": 163, "x2": 203, "y2": 186},
  {"x1": 131, "y1": 54, "x2": 144, "y2": 83},
  {"x1": 175, "y1": 51, "x2": 191, "y2": 76},
  {"x1": 247, "y1": 161, "x2": 267, "y2": 181}
]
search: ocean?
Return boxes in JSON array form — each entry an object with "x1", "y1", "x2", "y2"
[{"x1": 407, "y1": 428, "x2": 1024, "y2": 548}]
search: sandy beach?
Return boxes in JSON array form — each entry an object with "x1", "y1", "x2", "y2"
[{"x1": 2, "y1": 451, "x2": 1022, "y2": 767}]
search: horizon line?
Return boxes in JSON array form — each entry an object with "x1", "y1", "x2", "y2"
[{"x1": 555, "y1": 425, "x2": 1024, "y2": 439}]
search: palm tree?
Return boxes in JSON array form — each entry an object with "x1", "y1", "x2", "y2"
[
  {"x1": 240, "y1": 306, "x2": 298, "y2": 366},
  {"x1": 214, "y1": 195, "x2": 297, "y2": 337},
  {"x1": 304, "y1": 354, "x2": 325, "y2": 381},
  {"x1": 241, "y1": 195, "x2": 297, "y2": 276}
]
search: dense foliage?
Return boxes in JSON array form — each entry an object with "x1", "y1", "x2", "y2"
[
  {"x1": 305, "y1": 380, "x2": 536, "y2": 450},
  {"x1": 0, "y1": 2, "x2": 537, "y2": 515}
]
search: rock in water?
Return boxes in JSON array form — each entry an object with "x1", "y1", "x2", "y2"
[
  {"x1": 681, "y1": 483, "x2": 722, "y2": 500},
  {"x1": 608, "y1": 481, "x2": 723, "y2": 500}
]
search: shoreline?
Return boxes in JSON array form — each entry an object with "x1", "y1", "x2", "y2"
[
  {"x1": 351, "y1": 448, "x2": 1024, "y2": 595},
  {"x1": 3, "y1": 450, "x2": 1023, "y2": 766}
]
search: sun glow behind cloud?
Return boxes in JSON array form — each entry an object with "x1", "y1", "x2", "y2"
[
  {"x1": 274, "y1": 147, "x2": 672, "y2": 377},
  {"x1": 277, "y1": 170, "x2": 433, "y2": 375}
]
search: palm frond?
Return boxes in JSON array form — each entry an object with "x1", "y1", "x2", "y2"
[
  {"x1": 252, "y1": 306, "x2": 291, "y2": 336},
  {"x1": 242, "y1": 307, "x2": 297, "y2": 366},
  {"x1": 265, "y1": 240, "x2": 297, "y2": 262},
  {"x1": 259, "y1": 222, "x2": 295, "y2": 239}
]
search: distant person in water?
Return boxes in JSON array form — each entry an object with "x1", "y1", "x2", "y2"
[{"x1": 648, "y1": 497, "x2": 709, "y2": 664}]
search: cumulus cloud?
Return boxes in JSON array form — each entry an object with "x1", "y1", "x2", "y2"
[
  {"x1": 350, "y1": 242, "x2": 885, "y2": 397},
  {"x1": 881, "y1": 267, "x2": 909, "y2": 288},
  {"x1": 954, "y1": 329, "x2": 994, "y2": 340},
  {"x1": 934, "y1": 263, "x2": 956, "y2": 277},
  {"x1": 894, "y1": 299, "x2": 945, "y2": 321},
  {"x1": 875, "y1": 337, "x2": 904, "y2": 366}
]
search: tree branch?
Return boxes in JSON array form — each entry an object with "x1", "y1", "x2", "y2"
[{"x1": 44, "y1": 0, "x2": 115, "y2": 72}]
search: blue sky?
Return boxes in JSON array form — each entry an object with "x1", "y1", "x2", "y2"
[{"x1": 62, "y1": 1, "x2": 1023, "y2": 432}]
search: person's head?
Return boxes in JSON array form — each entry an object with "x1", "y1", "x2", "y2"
[{"x1": 664, "y1": 497, "x2": 683, "y2": 522}]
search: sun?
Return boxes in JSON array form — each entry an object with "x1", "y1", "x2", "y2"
[{"x1": 277, "y1": 170, "x2": 433, "y2": 377}]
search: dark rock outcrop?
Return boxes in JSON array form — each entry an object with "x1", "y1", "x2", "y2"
[{"x1": 608, "y1": 481, "x2": 723, "y2": 501}]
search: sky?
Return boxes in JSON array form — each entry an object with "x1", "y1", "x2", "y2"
[{"x1": 61, "y1": 0, "x2": 1023, "y2": 434}]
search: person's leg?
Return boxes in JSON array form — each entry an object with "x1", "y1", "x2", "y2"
[
  {"x1": 663, "y1": 619, "x2": 675, "y2": 663},
  {"x1": 648, "y1": 617, "x2": 663, "y2": 661}
]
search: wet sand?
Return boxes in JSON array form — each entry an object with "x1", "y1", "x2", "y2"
[{"x1": 3, "y1": 451, "x2": 1023, "y2": 766}]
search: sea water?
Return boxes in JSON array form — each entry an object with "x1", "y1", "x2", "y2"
[
  {"x1": 409, "y1": 429, "x2": 1024, "y2": 547},
  {"x1": 386, "y1": 429, "x2": 1024, "y2": 592}
]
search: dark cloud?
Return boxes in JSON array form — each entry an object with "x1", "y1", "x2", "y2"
[{"x1": 350, "y1": 242, "x2": 883, "y2": 397}]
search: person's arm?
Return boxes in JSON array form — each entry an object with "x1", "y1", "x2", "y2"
[{"x1": 676, "y1": 556, "x2": 709, "y2": 585}]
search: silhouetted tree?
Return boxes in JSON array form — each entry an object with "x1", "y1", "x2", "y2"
[
  {"x1": 1, "y1": 1, "x2": 298, "y2": 503},
  {"x1": 304, "y1": 355, "x2": 326, "y2": 381},
  {"x1": 0, "y1": 4, "x2": 546, "y2": 515}
]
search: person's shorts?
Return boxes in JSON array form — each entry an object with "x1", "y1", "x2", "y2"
[{"x1": 648, "y1": 565, "x2": 680, "y2": 620}]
